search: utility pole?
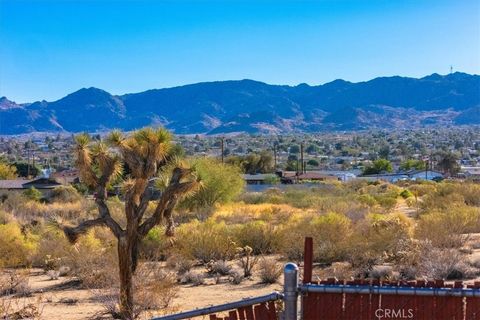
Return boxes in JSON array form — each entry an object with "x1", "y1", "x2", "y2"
[
  {"x1": 425, "y1": 159, "x2": 429, "y2": 180},
  {"x1": 296, "y1": 160, "x2": 299, "y2": 183},
  {"x1": 220, "y1": 137, "x2": 225, "y2": 164},
  {"x1": 27, "y1": 149, "x2": 31, "y2": 179},
  {"x1": 300, "y1": 143, "x2": 305, "y2": 173},
  {"x1": 273, "y1": 143, "x2": 277, "y2": 169},
  {"x1": 32, "y1": 151, "x2": 35, "y2": 174}
]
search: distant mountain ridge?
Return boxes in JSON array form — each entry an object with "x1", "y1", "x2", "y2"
[{"x1": 1, "y1": 72, "x2": 479, "y2": 135}]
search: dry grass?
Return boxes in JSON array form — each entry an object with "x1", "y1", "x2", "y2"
[{"x1": 258, "y1": 258, "x2": 282, "y2": 284}]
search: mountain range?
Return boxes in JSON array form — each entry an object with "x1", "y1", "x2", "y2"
[{"x1": 1, "y1": 72, "x2": 479, "y2": 135}]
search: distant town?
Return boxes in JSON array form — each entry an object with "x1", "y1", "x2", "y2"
[{"x1": 1, "y1": 126, "x2": 479, "y2": 195}]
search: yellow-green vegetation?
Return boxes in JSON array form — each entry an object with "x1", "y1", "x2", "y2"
[
  {"x1": 0, "y1": 222, "x2": 37, "y2": 267},
  {"x1": 0, "y1": 177, "x2": 479, "y2": 285},
  {"x1": 0, "y1": 161, "x2": 17, "y2": 180},
  {"x1": 180, "y1": 157, "x2": 245, "y2": 210}
]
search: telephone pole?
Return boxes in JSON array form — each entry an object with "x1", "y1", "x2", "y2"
[
  {"x1": 273, "y1": 143, "x2": 277, "y2": 169},
  {"x1": 220, "y1": 137, "x2": 225, "y2": 164},
  {"x1": 300, "y1": 143, "x2": 305, "y2": 173},
  {"x1": 27, "y1": 149, "x2": 31, "y2": 178}
]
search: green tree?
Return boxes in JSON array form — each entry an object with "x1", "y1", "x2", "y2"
[
  {"x1": 307, "y1": 159, "x2": 319, "y2": 167},
  {"x1": 378, "y1": 144, "x2": 391, "y2": 160},
  {"x1": 285, "y1": 160, "x2": 298, "y2": 171},
  {"x1": 437, "y1": 152, "x2": 460, "y2": 176},
  {"x1": 363, "y1": 159, "x2": 393, "y2": 175},
  {"x1": 400, "y1": 159, "x2": 426, "y2": 171},
  {"x1": 226, "y1": 151, "x2": 274, "y2": 174},
  {"x1": 62, "y1": 128, "x2": 200, "y2": 319},
  {"x1": 181, "y1": 157, "x2": 244, "y2": 210},
  {"x1": 305, "y1": 144, "x2": 318, "y2": 154},
  {"x1": 13, "y1": 162, "x2": 41, "y2": 178},
  {"x1": 289, "y1": 145, "x2": 300, "y2": 154}
]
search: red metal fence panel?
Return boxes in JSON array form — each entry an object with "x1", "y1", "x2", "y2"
[
  {"x1": 301, "y1": 237, "x2": 478, "y2": 320},
  {"x1": 301, "y1": 280, "x2": 474, "y2": 320},
  {"x1": 206, "y1": 302, "x2": 277, "y2": 320},
  {"x1": 466, "y1": 282, "x2": 480, "y2": 319}
]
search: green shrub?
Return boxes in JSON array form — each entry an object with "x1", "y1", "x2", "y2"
[
  {"x1": 49, "y1": 185, "x2": 81, "y2": 203},
  {"x1": 233, "y1": 221, "x2": 280, "y2": 254},
  {"x1": 0, "y1": 223, "x2": 36, "y2": 267},
  {"x1": 358, "y1": 194, "x2": 377, "y2": 207},
  {"x1": 416, "y1": 206, "x2": 480, "y2": 248},
  {"x1": 140, "y1": 226, "x2": 171, "y2": 260},
  {"x1": 181, "y1": 158, "x2": 245, "y2": 210},
  {"x1": 373, "y1": 195, "x2": 397, "y2": 211},
  {"x1": 349, "y1": 213, "x2": 413, "y2": 268},
  {"x1": 32, "y1": 227, "x2": 70, "y2": 268},
  {"x1": 23, "y1": 187, "x2": 42, "y2": 202},
  {"x1": 400, "y1": 189, "x2": 413, "y2": 199},
  {"x1": 278, "y1": 212, "x2": 352, "y2": 263},
  {"x1": 175, "y1": 219, "x2": 236, "y2": 262},
  {"x1": 311, "y1": 212, "x2": 352, "y2": 263},
  {"x1": 64, "y1": 230, "x2": 118, "y2": 288}
]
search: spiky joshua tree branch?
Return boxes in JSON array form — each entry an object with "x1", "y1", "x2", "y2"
[{"x1": 63, "y1": 128, "x2": 200, "y2": 320}]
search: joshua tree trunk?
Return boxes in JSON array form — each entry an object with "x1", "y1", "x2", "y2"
[
  {"x1": 118, "y1": 236, "x2": 135, "y2": 319},
  {"x1": 62, "y1": 129, "x2": 200, "y2": 320}
]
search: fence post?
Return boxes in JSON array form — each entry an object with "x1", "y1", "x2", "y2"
[
  {"x1": 284, "y1": 262, "x2": 299, "y2": 320},
  {"x1": 303, "y1": 237, "x2": 313, "y2": 284}
]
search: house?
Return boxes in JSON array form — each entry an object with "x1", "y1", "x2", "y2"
[
  {"x1": 461, "y1": 166, "x2": 480, "y2": 182},
  {"x1": 358, "y1": 173, "x2": 410, "y2": 183},
  {"x1": 408, "y1": 170, "x2": 444, "y2": 181},
  {"x1": 278, "y1": 171, "x2": 340, "y2": 184},
  {"x1": 359, "y1": 170, "x2": 444, "y2": 182},
  {"x1": 242, "y1": 174, "x2": 278, "y2": 184},
  {"x1": 0, "y1": 177, "x2": 62, "y2": 196}
]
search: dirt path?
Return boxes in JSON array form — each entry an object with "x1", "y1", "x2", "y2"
[
  {"x1": 394, "y1": 199, "x2": 417, "y2": 217},
  {"x1": 1, "y1": 269, "x2": 281, "y2": 319}
]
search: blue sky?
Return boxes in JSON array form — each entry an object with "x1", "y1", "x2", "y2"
[{"x1": 1, "y1": 0, "x2": 479, "y2": 102}]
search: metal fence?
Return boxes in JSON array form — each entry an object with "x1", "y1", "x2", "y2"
[
  {"x1": 151, "y1": 292, "x2": 281, "y2": 320},
  {"x1": 152, "y1": 237, "x2": 480, "y2": 320},
  {"x1": 300, "y1": 237, "x2": 480, "y2": 320}
]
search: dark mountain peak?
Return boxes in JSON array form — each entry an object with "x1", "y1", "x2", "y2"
[
  {"x1": 1, "y1": 72, "x2": 479, "y2": 134},
  {"x1": 422, "y1": 72, "x2": 478, "y2": 82},
  {"x1": 321, "y1": 79, "x2": 352, "y2": 89},
  {"x1": 296, "y1": 83, "x2": 310, "y2": 88},
  {"x1": 446, "y1": 71, "x2": 477, "y2": 81},
  {"x1": 422, "y1": 73, "x2": 443, "y2": 81},
  {"x1": 65, "y1": 87, "x2": 112, "y2": 99},
  {"x1": 0, "y1": 96, "x2": 20, "y2": 109},
  {"x1": 325, "y1": 79, "x2": 351, "y2": 85},
  {"x1": 193, "y1": 79, "x2": 270, "y2": 90},
  {"x1": 53, "y1": 87, "x2": 116, "y2": 107}
]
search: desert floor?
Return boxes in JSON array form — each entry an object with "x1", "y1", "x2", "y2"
[{"x1": 1, "y1": 267, "x2": 283, "y2": 320}]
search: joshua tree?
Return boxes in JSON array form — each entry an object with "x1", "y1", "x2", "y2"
[{"x1": 63, "y1": 128, "x2": 200, "y2": 319}]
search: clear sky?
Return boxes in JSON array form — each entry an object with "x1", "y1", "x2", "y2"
[{"x1": 1, "y1": 0, "x2": 479, "y2": 103}]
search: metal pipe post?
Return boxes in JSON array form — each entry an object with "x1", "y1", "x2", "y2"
[{"x1": 284, "y1": 263, "x2": 299, "y2": 320}]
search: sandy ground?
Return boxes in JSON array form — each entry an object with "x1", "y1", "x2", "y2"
[{"x1": 1, "y1": 268, "x2": 283, "y2": 320}]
